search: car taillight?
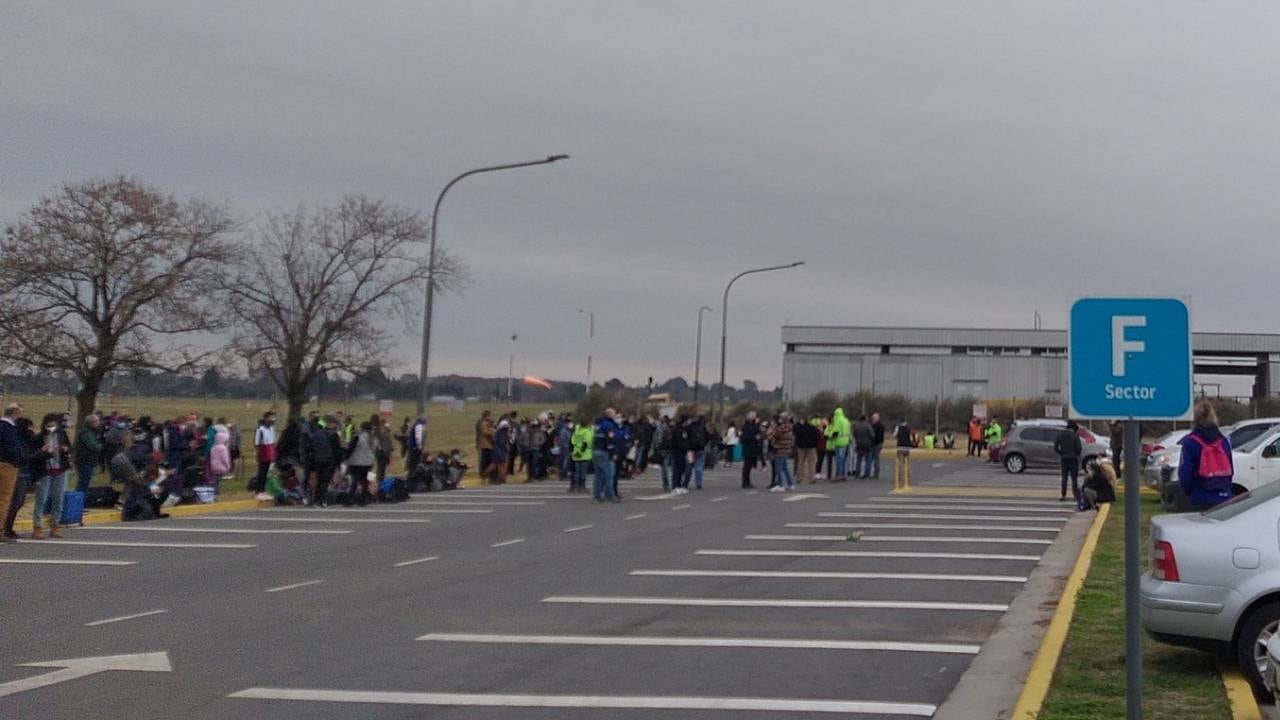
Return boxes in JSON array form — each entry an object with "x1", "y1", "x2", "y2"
[
  {"x1": 1153, "y1": 540, "x2": 1180, "y2": 582},
  {"x1": 1152, "y1": 444, "x2": 1165, "y2": 452},
  {"x1": 1079, "y1": 430, "x2": 1096, "y2": 443}
]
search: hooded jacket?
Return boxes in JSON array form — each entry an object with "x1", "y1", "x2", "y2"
[
  {"x1": 571, "y1": 424, "x2": 594, "y2": 462},
  {"x1": 826, "y1": 409, "x2": 851, "y2": 449},
  {"x1": 209, "y1": 431, "x2": 232, "y2": 476},
  {"x1": 1178, "y1": 424, "x2": 1234, "y2": 510}
]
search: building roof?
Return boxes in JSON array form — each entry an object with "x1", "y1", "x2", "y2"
[{"x1": 781, "y1": 325, "x2": 1280, "y2": 355}]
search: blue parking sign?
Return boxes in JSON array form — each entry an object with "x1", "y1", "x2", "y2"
[{"x1": 1069, "y1": 298, "x2": 1192, "y2": 420}]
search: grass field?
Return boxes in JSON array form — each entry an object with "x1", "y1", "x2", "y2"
[
  {"x1": 4, "y1": 394, "x2": 574, "y2": 479},
  {"x1": 1038, "y1": 492, "x2": 1233, "y2": 719}
]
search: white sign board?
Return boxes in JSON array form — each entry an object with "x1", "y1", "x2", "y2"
[
  {"x1": 378, "y1": 399, "x2": 393, "y2": 418},
  {"x1": 972, "y1": 403, "x2": 987, "y2": 419},
  {"x1": 1045, "y1": 404, "x2": 1064, "y2": 419}
]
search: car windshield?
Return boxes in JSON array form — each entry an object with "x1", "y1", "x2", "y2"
[
  {"x1": 1204, "y1": 480, "x2": 1280, "y2": 521},
  {"x1": 1230, "y1": 423, "x2": 1278, "y2": 448},
  {"x1": 1235, "y1": 429, "x2": 1280, "y2": 455}
]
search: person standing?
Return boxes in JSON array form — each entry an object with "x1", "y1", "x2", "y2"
[
  {"x1": 475, "y1": 410, "x2": 494, "y2": 479},
  {"x1": 721, "y1": 422, "x2": 739, "y2": 468},
  {"x1": 373, "y1": 415, "x2": 393, "y2": 484},
  {"x1": 2, "y1": 415, "x2": 34, "y2": 541},
  {"x1": 967, "y1": 417, "x2": 982, "y2": 457},
  {"x1": 570, "y1": 417, "x2": 594, "y2": 494},
  {"x1": 1053, "y1": 421, "x2": 1084, "y2": 502},
  {"x1": 1109, "y1": 420, "x2": 1125, "y2": 471},
  {"x1": 668, "y1": 415, "x2": 690, "y2": 495},
  {"x1": 794, "y1": 418, "x2": 818, "y2": 484},
  {"x1": 252, "y1": 411, "x2": 277, "y2": 494},
  {"x1": 592, "y1": 409, "x2": 620, "y2": 502},
  {"x1": 345, "y1": 422, "x2": 376, "y2": 505},
  {"x1": 0, "y1": 404, "x2": 25, "y2": 545},
  {"x1": 1177, "y1": 401, "x2": 1235, "y2": 511},
  {"x1": 299, "y1": 414, "x2": 335, "y2": 507},
  {"x1": 29, "y1": 413, "x2": 72, "y2": 539},
  {"x1": 826, "y1": 408, "x2": 852, "y2": 480},
  {"x1": 768, "y1": 414, "x2": 796, "y2": 492},
  {"x1": 852, "y1": 415, "x2": 874, "y2": 479},
  {"x1": 686, "y1": 415, "x2": 709, "y2": 490},
  {"x1": 73, "y1": 414, "x2": 103, "y2": 493},
  {"x1": 869, "y1": 412, "x2": 886, "y2": 479},
  {"x1": 739, "y1": 412, "x2": 761, "y2": 489}
]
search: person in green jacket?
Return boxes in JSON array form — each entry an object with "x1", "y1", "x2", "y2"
[
  {"x1": 826, "y1": 408, "x2": 852, "y2": 480},
  {"x1": 73, "y1": 414, "x2": 103, "y2": 493},
  {"x1": 570, "y1": 418, "x2": 594, "y2": 494},
  {"x1": 984, "y1": 420, "x2": 1004, "y2": 461}
]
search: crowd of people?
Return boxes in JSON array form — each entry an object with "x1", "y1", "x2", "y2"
[{"x1": 465, "y1": 406, "x2": 924, "y2": 500}]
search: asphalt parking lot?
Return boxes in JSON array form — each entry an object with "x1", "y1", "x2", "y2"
[{"x1": 0, "y1": 459, "x2": 1091, "y2": 719}]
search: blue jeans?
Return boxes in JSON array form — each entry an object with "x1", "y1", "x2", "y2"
[
  {"x1": 671, "y1": 452, "x2": 688, "y2": 490},
  {"x1": 573, "y1": 460, "x2": 589, "y2": 489},
  {"x1": 33, "y1": 471, "x2": 68, "y2": 528},
  {"x1": 869, "y1": 445, "x2": 882, "y2": 478},
  {"x1": 773, "y1": 457, "x2": 795, "y2": 488},
  {"x1": 591, "y1": 450, "x2": 615, "y2": 499},
  {"x1": 76, "y1": 461, "x2": 96, "y2": 493},
  {"x1": 687, "y1": 451, "x2": 705, "y2": 489},
  {"x1": 660, "y1": 454, "x2": 672, "y2": 489},
  {"x1": 834, "y1": 447, "x2": 848, "y2": 477}
]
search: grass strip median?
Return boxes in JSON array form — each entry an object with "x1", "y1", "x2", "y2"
[{"x1": 1037, "y1": 492, "x2": 1233, "y2": 719}]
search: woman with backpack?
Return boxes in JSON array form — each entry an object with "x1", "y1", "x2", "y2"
[
  {"x1": 1177, "y1": 401, "x2": 1235, "y2": 511},
  {"x1": 344, "y1": 422, "x2": 376, "y2": 505}
]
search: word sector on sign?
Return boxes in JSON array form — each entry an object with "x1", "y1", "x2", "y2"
[{"x1": 1069, "y1": 297, "x2": 1192, "y2": 420}]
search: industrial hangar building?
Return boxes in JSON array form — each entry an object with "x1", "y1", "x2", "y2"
[{"x1": 780, "y1": 325, "x2": 1280, "y2": 404}]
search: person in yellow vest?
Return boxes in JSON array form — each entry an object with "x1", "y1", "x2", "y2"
[
  {"x1": 984, "y1": 419, "x2": 1004, "y2": 462},
  {"x1": 923, "y1": 430, "x2": 936, "y2": 450}
]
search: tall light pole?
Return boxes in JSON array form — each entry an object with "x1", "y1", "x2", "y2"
[
  {"x1": 716, "y1": 262, "x2": 804, "y2": 423},
  {"x1": 693, "y1": 305, "x2": 713, "y2": 407},
  {"x1": 417, "y1": 154, "x2": 570, "y2": 416},
  {"x1": 577, "y1": 308, "x2": 594, "y2": 389}
]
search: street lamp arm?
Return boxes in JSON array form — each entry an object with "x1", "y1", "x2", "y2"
[{"x1": 716, "y1": 261, "x2": 804, "y2": 422}]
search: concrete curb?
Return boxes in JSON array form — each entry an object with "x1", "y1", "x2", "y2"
[
  {"x1": 15, "y1": 497, "x2": 271, "y2": 532},
  {"x1": 1222, "y1": 666, "x2": 1265, "y2": 720},
  {"x1": 935, "y1": 504, "x2": 1107, "y2": 720}
]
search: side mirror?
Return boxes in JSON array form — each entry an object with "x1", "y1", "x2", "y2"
[{"x1": 1264, "y1": 446, "x2": 1278, "y2": 459}]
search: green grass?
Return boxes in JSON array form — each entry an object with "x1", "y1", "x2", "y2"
[{"x1": 1038, "y1": 492, "x2": 1233, "y2": 719}]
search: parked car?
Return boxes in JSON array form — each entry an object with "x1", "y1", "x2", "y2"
[
  {"x1": 1143, "y1": 429, "x2": 1190, "y2": 494},
  {"x1": 1000, "y1": 423, "x2": 1109, "y2": 474},
  {"x1": 1147, "y1": 421, "x2": 1280, "y2": 512},
  {"x1": 1141, "y1": 481, "x2": 1280, "y2": 697},
  {"x1": 1232, "y1": 427, "x2": 1280, "y2": 495}
]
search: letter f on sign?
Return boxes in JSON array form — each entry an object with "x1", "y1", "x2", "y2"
[{"x1": 1112, "y1": 315, "x2": 1146, "y2": 377}]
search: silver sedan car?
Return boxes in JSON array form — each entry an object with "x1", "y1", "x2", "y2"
[{"x1": 1141, "y1": 481, "x2": 1280, "y2": 696}]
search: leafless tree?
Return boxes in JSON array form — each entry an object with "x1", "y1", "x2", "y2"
[
  {"x1": 226, "y1": 196, "x2": 467, "y2": 424},
  {"x1": 0, "y1": 177, "x2": 235, "y2": 425}
]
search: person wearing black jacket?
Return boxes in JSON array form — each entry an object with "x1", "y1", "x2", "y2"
[
  {"x1": 29, "y1": 413, "x2": 72, "y2": 539},
  {"x1": 794, "y1": 419, "x2": 819, "y2": 484},
  {"x1": 686, "y1": 415, "x2": 709, "y2": 490},
  {"x1": 299, "y1": 415, "x2": 336, "y2": 507},
  {"x1": 2, "y1": 416, "x2": 35, "y2": 541},
  {"x1": 0, "y1": 404, "x2": 27, "y2": 543},
  {"x1": 739, "y1": 412, "x2": 761, "y2": 489},
  {"x1": 668, "y1": 415, "x2": 690, "y2": 494},
  {"x1": 1053, "y1": 421, "x2": 1084, "y2": 501},
  {"x1": 869, "y1": 413, "x2": 886, "y2": 479}
]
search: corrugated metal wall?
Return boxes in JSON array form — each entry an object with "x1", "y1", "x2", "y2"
[{"x1": 783, "y1": 352, "x2": 1069, "y2": 403}]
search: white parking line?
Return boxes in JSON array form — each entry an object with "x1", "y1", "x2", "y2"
[
  {"x1": 84, "y1": 609, "x2": 168, "y2": 626},
  {"x1": 393, "y1": 556, "x2": 440, "y2": 568},
  {"x1": 418, "y1": 494, "x2": 587, "y2": 500},
  {"x1": 745, "y1": 534, "x2": 1054, "y2": 546},
  {"x1": 227, "y1": 688, "x2": 937, "y2": 716},
  {"x1": 787, "y1": 522, "x2": 1061, "y2": 533},
  {"x1": 16, "y1": 539, "x2": 255, "y2": 549},
  {"x1": 630, "y1": 569, "x2": 1027, "y2": 583},
  {"x1": 544, "y1": 595, "x2": 1008, "y2": 612},
  {"x1": 746, "y1": 490, "x2": 759, "y2": 496},
  {"x1": 845, "y1": 503, "x2": 1072, "y2": 514},
  {"x1": 820, "y1": 512, "x2": 1067, "y2": 522},
  {"x1": 624, "y1": 513, "x2": 647, "y2": 520},
  {"x1": 186, "y1": 516, "x2": 431, "y2": 524},
  {"x1": 403, "y1": 500, "x2": 544, "y2": 506},
  {"x1": 265, "y1": 508, "x2": 491, "y2": 515},
  {"x1": 265, "y1": 579, "x2": 324, "y2": 593},
  {"x1": 711, "y1": 496, "x2": 729, "y2": 502},
  {"x1": 417, "y1": 632, "x2": 981, "y2": 654},
  {"x1": 491, "y1": 538, "x2": 526, "y2": 548},
  {"x1": 696, "y1": 549, "x2": 1041, "y2": 561},
  {"x1": 869, "y1": 497, "x2": 1066, "y2": 508},
  {"x1": 563, "y1": 525, "x2": 594, "y2": 533},
  {"x1": 0, "y1": 558, "x2": 137, "y2": 566},
  {"x1": 79, "y1": 526, "x2": 352, "y2": 535},
  {"x1": 672, "y1": 504, "x2": 692, "y2": 511}
]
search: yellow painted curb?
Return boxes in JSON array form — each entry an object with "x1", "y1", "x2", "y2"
[
  {"x1": 14, "y1": 497, "x2": 271, "y2": 532},
  {"x1": 1011, "y1": 502, "x2": 1111, "y2": 719},
  {"x1": 1222, "y1": 666, "x2": 1264, "y2": 720}
]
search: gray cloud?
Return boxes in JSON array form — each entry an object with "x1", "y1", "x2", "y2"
[{"x1": 4, "y1": 1, "x2": 1279, "y2": 390}]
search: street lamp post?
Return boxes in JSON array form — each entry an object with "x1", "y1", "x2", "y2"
[
  {"x1": 577, "y1": 308, "x2": 594, "y2": 389},
  {"x1": 716, "y1": 262, "x2": 804, "y2": 423},
  {"x1": 417, "y1": 155, "x2": 570, "y2": 416},
  {"x1": 693, "y1": 305, "x2": 712, "y2": 407}
]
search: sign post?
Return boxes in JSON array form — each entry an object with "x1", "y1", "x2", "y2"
[{"x1": 1069, "y1": 297, "x2": 1193, "y2": 720}]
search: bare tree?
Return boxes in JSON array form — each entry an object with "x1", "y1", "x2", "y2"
[
  {"x1": 0, "y1": 177, "x2": 235, "y2": 425},
  {"x1": 226, "y1": 196, "x2": 467, "y2": 424}
]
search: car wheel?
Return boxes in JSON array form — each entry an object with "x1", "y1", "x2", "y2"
[
  {"x1": 1236, "y1": 601, "x2": 1280, "y2": 700},
  {"x1": 1003, "y1": 453, "x2": 1026, "y2": 474},
  {"x1": 1233, "y1": 484, "x2": 1249, "y2": 497}
]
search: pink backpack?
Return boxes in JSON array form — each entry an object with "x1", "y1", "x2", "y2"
[{"x1": 1188, "y1": 435, "x2": 1232, "y2": 483}]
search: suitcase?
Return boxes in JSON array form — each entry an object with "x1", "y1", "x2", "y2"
[{"x1": 60, "y1": 490, "x2": 86, "y2": 526}]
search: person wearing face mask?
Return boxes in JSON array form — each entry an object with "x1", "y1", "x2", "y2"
[
  {"x1": 30, "y1": 413, "x2": 72, "y2": 539},
  {"x1": 253, "y1": 411, "x2": 277, "y2": 496}
]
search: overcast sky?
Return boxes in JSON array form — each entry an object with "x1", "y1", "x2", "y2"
[{"x1": 4, "y1": 2, "x2": 1279, "y2": 390}]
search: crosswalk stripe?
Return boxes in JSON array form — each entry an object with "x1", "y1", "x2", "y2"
[
  {"x1": 544, "y1": 595, "x2": 1009, "y2": 612},
  {"x1": 629, "y1": 569, "x2": 1027, "y2": 583},
  {"x1": 0, "y1": 558, "x2": 137, "y2": 566},
  {"x1": 15, "y1": 539, "x2": 254, "y2": 549},
  {"x1": 184, "y1": 516, "x2": 431, "y2": 524},
  {"x1": 744, "y1": 534, "x2": 1054, "y2": 546},
  {"x1": 786, "y1": 522, "x2": 1060, "y2": 533},
  {"x1": 696, "y1": 549, "x2": 1041, "y2": 561},
  {"x1": 79, "y1": 526, "x2": 352, "y2": 535},
  {"x1": 845, "y1": 503, "x2": 1072, "y2": 514},
  {"x1": 820, "y1": 512, "x2": 1067, "y2": 522},
  {"x1": 417, "y1": 632, "x2": 981, "y2": 654}
]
